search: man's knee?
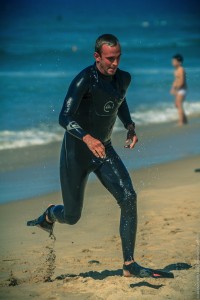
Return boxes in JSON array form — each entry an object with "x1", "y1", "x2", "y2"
[
  {"x1": 64, "y1": 214, "x2": 81, "y2": 225},
  {"x1": 51, "y1": 205, "x2": 81, "y2": 225},
  {"x1": 120, "y1": 190, "x2": 137, "y2": 214},
  {"x1": 125, "y1": 189, "x2": 137, "y2": 203}
]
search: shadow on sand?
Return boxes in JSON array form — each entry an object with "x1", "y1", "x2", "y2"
[
  {"x1": 54, "y1": 262, "x2": 192, "y2": 289},
  {"x1": 130, "y1": 281, "x2": 164, "y2": 289}
]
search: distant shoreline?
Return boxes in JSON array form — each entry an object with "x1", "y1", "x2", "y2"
[
  {"x1": 0, "y1": 116, "x2": 200, "y2": 203},
  {"x1": 1, "y1": 104, "x2": 200, "y2": 151}
]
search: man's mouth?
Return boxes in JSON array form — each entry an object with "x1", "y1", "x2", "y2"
[{"x1": 109, "y1": 68, "x2": 117, "y2": 72}]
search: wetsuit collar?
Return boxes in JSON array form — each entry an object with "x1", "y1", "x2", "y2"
[{"x1": 94, "y1": 63, "x2": 116, "y2": 81}]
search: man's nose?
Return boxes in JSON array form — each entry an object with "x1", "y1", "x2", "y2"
[{"x1": 112, "y1": 58, "x2": 119, "y2": 66}]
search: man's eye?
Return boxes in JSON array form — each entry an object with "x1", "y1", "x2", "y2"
[
  {"x1": 108, "y1": 57, "x2": 116, "y2": 62},
  {"x1": 107, "y1": 56, "x2": 121, "y2": 62}
]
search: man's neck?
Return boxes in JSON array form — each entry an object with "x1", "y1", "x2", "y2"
[
  {"x1": 176, "y1": 65, "x2": 182, "y2": 70},
  {"x1": 95, "y1": 63, "x2": 114, "y2": 81}
]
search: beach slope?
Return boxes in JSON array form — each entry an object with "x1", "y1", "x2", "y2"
[{"x1": 0, "y1": 155, "x2": 199, "y2": 299}]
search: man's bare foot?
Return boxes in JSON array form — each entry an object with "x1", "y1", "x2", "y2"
[
  {"x1": 177, "y1": 122, "x2": 184, "y2": 126},
  {"x1": 123, "y1": 261, "x2": 174, "y2": 278},
  {"x1": 124, "y1": 260, "x2": 134, "y2": 266}
]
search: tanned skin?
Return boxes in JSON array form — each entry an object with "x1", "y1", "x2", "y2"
[{"x1": 170, "y1": 58, "x2": 188, "y2": 125}]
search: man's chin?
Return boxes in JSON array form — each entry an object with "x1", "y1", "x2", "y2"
[{"x1": 107, "y1": 69, "x2": 117, "y2": 75}]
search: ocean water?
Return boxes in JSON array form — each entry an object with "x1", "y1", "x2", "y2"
[
  {"x1": 1, "y1": 7, "x2": 200, "y2": 150},
  {"x1": 0, "y1": 3, "x2": 200, "y2": 203}
]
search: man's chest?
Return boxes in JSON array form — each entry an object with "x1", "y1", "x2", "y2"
[{"x1": 88, "y1": 75, "x2": 125, "y2": 116}]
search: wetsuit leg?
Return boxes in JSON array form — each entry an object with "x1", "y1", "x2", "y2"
[
  {"x1": 51, "y1": 133, "x2": 90, "y2": 225},
  {"x1": 94, "y1": 145, "x2": 137, "y2": 262}
]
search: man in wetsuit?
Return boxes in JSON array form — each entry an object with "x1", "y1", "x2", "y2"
[{"x1": 27, "y1": 34, "x2": 173, "y2": 279}]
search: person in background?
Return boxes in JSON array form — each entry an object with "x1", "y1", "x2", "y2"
[{"x1": 170, "y1": 54, "x2": 188, "y2": 125}]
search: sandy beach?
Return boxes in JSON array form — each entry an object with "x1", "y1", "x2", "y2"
[
  {"x1": 0, "y1": 151, "x2": 199, "y2": 299},
  {"x1": 1, "y1": 2, "x2": 200, "y2": 298}
]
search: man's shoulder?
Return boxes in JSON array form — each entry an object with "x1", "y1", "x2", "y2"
[
  {"x1": 178, "y1": 66, "x2": 185, "y2": 74},
  {"x1": 75, "y1": 65, "x2": 95, "y2": 79},
  {"x1": 117, "y1": 68, "x2": 131, "y2": 85},
  {"x1": 117, "y1": 68, "x2": 131, "y2": 79}
]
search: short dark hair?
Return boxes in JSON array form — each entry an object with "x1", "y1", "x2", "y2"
[
  {"x1": 173, "y1": 54, "x2": 184, "y2": 63},
  {"x1": 95, "y1": 34, "x2": 119, "y2": 54}
]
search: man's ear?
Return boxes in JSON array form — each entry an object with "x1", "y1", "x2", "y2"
[{"x1": 94, "y1": 52, "x2": 101, "y2": 62}]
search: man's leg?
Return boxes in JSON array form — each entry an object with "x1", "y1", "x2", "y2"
[
  {"x1": 94, "y1": 146, "x2": 137, "y2": 263},
  {"x1": 27, "y1": 133, "x2": 90, "y2": 230},
  {"x1": 50, "y1": 133, "x2": 89, "y2": 225},
  {"x1": 175, "y1": 93, "x2": 188, "y2": 125},
  {"x1": 94, "y1": 146, "x2": 174, "y2": 278}
]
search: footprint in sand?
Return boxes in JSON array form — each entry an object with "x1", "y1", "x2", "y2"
[
  {"x1": 140, "y1": 242, "x2": 148, "y2": 246},
  {"x1": 164, "y1": 218, "x2": 174, "y2": 221},
  {"x1": 170, "y1": 228, "x2": 182, "y2": 234},
  {"x1": 82, "y1": 249, "x2": 92, "y2": 253},
  {"x1": 165, "y1": 222, "x2": 170, "y2": 226},
  {"x1": 88, "y1": 260, "x2": 100, "y2": 265},
  {"x1": 8, "y1": 271, "x2": 20, "y2": 286}
]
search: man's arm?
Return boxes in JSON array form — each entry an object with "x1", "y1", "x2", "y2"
[
  {"x1": 170, "y1": 71, "x2": 177, "y2": 95},
  {"x1": 59, "y1": 70, "x2": 105, "y2": 158},
  {"x1": 59, "y1": 71, "x2": 89, "y2": 139},
  {"x1": 118, "y1": 100, "x2": 138, "y2": 149},
  {"x1": 117, "y1": 99, "x2": 133, "y2": 129}
]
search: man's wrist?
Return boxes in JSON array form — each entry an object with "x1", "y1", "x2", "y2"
[
  {"x1": 126, "y1": 122, "x2": 137, "y2": 141},
  {"x1": 127, "y1": 122, "x2": 135, "y2": 130},
  {"x1": 83, "y1": 134, "x2": 91, "y2": 143}
]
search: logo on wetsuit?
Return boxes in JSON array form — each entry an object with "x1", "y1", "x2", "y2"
[
  {"x1": 104, "y1": 101, "x2": 115, "y2": 113},
  {"x1": 67, "y1": 121, "x2": 81, "y2": 131}
]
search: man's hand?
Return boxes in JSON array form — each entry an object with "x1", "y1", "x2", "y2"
[
  {"x1": 170, "y1": 88, "x2": 176, "y2": 95},
  {"x1": 83, "y1": 134, "x2": 106, "y2": 158},
  {"x1": 124, "y1": 123, "x2": 138, "y2": 149}
]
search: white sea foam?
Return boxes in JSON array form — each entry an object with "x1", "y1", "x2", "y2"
[
  {"x1": 0, "y1": 102, "x2": 199, "y2": 150},
  {"x1": 0, "y1": 129, "x2": 63, "y2": 150},
  {"x1": 130, "y1": 102, "x2": 200, "y2": 125},
  {"x1": 115, "y1": 101, "x2": 200, "y2": 129}
]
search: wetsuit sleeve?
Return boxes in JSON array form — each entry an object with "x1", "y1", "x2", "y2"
[
  {"x1": 117, "y1": 99, "x2": 134, "y2": 129},
  {"x1": 117, "y1": 71, "x2": 134, "y2": 129},
  {"x1": 59, "y1": 71, "x2": 90, "y2": 140}
]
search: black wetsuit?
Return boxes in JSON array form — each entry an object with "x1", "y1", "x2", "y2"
[{"x1": 50, "y1": 64, "x2": 137, "y2": 262}]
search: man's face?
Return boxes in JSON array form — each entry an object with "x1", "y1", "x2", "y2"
[
  {"x1": 94, "y1": 44, "x2": 121, "y2": 76},
  {"x1": 172, "y1": 58, "x2": 180, "y2": 68}
]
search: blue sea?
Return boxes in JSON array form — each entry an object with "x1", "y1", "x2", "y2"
[{"x1": 0, "y1": 1, "x2": 200, "y2": 202}]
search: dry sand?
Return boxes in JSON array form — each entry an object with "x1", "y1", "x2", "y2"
[{"x1": 0, "y1": 155, "x2": 200, "y2": 299}]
